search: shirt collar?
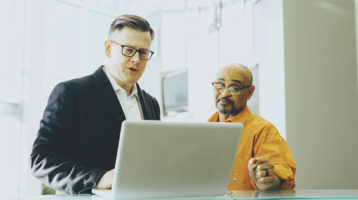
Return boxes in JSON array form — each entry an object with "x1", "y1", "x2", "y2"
[
  {"x1": 208, "y1": 105, "x2": 252, "y2": 124},
  {"x1": 103, "y1": 66, "x2": 138, "y2": 97}
]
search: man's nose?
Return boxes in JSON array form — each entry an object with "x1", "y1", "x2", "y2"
[{"x1": 221, "y1": 87, "x2": 231, "y2": 97}]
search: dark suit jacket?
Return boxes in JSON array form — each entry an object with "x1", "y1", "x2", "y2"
[{"x1": 30, "y1": 66, "x2": 160, "y2": 194}]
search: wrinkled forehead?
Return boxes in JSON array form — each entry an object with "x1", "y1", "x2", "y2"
[{"x1": 216, "y1": 67, "x2": 250, "y2": 85}]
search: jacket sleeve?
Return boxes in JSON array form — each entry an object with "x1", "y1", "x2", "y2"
[{"x1": 30, "y1": 82, "x2": 106, "y2": 194}]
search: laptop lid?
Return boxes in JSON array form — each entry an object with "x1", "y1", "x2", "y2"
[{"x1": 96, "y1": 120, "x2": 243, "y2": 199}]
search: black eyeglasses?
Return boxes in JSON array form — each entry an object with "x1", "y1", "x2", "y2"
[
  {"x1": 211, "y1": 81, "x2": 251, "y2": 95},
  {"x1": 110, "y1": 40, "x2": 154, "y2": 60}
]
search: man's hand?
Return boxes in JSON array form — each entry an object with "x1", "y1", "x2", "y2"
[
  {"x1": 96, "y1": 169, "x2": 114, "y2": 189},
  {"x1": 248, "y1": 157, "x2": 281, "y2": 190}
]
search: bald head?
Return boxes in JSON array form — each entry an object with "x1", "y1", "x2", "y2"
[
  {"x1": 216, "y1": 64, "x2": 253, "y2": 86},
  {"x1": 213, "y1": 63, "x2": 255, "y2": 119}
]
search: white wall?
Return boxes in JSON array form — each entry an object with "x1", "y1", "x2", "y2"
[
  {"x1": 252, "y1": 0, "x2": 286, "y2": 137},
  {"x1": 283, "y1": 0, "x2": 358, "y2": 189},
  {"x1": 21, "y1": 0, "x2": 47, "y2": 195},
  {"x1": 137, "y1": 11, "x2": 162, "y2": 101}
]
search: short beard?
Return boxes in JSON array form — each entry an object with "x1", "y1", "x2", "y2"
[
  {"x1": 216, "y1": 97, "x2": 241, "y2": 116},
  {"x1": 218, "y1": 107, "x2": 240, "y2": 116}
]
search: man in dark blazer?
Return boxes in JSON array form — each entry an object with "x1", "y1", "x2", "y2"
[{"x1": 30, "y1": 15, "x2": 160, "y2": 194}]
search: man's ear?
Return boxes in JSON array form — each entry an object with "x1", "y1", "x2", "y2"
[
  {"x1": 247, "y1": 85, "x2": 255, "y2": 100},
  {"x1": 104, "y1": 40, "x2": 111, "y2": 57}
]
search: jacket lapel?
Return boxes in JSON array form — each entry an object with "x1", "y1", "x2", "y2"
[
  {"x1": 136, "y1": 83, "x2": 150, "y2": 119},
  {"x1": 92, "y1": 66, "x2": 126, "y2": 123}
]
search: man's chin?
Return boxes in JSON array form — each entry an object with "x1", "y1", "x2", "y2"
[
  {"x1": 218, "y1": 109, "x2": 231, "y2": 115},
  {"x1": 217, "y1": 107, "x2": 240, "y2": 116},
  {"x1": 217, "y1": 106, "x2": 230, "y2": 115}
]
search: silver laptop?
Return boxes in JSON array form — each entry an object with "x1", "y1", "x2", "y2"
[{"x1": 92, "y1": 120, "x2": 243, "y2": 199}]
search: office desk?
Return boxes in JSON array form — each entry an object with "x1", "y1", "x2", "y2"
[{"x1": 10, "y1": 190, "x2": 358, "y2": 200}]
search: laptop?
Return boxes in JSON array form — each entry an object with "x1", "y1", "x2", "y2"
[{"x1": 92, "y1": 120, "x2": 243, "y2": 199}]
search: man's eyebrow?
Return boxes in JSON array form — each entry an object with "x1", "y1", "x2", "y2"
[
  {"x1": 123, "y1": 44, "x2": 150, "y2": 51},
  {"x1": 217, "y1": 78, "x2": 225, "y2": 81},
  {"x1": 139, "y1": 47, "x2": 150, "y2": 51},
  {"x1": 231, "y1": 79, "x2": 243, "y2": 84}
]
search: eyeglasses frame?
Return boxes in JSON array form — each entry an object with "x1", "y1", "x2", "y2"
[
  {"x1": 109, "y1": 40, "x2": 154, "y2": 60},
  {"x1": 211, "y1": 81, "x2": 252, "y2": 95}
]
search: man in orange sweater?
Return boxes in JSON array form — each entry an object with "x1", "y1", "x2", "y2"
[{"x1": 208, "y1": 64, "x2": 296, "y2": 190}]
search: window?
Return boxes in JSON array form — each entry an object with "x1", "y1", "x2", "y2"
[{"x1": 1, "y1": 0, "x2": 121, "y2": 197}]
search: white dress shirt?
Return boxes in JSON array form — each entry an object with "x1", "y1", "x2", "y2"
[{"x1": 103, "y1": 66, "x2": 143, "y2": 120}]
